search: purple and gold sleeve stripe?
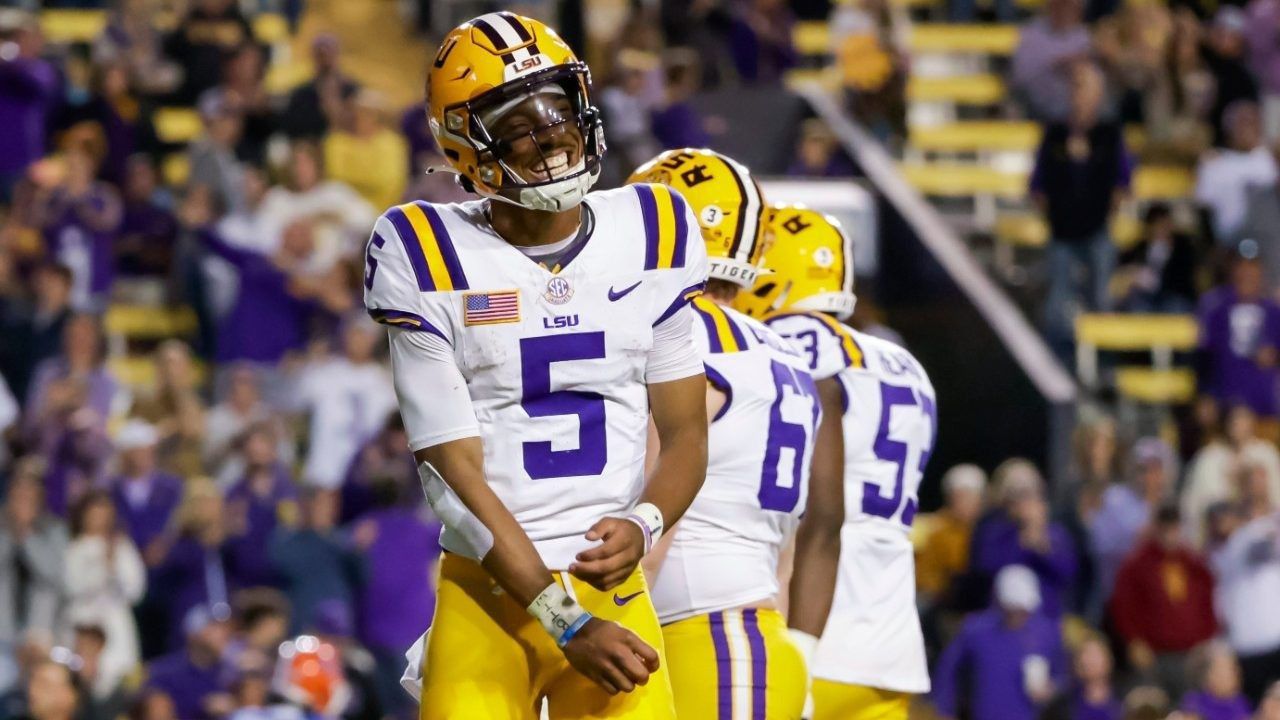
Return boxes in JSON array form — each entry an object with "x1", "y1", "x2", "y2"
[
  {"x1": 652, "y1": 282, "x2": 706, "y2": 327},
  {"x1": 693, "y1": 297, "x2": 749, "y2": 354},
  {"x1": 636, "y1": 183, "x2": 689, "y2": 271},
  {"x1": 386, "y1": 202, "x2": 469, "y2": 292},
  {"x1": 367, "y1": 308, "x2": 450, "y2": 344}
]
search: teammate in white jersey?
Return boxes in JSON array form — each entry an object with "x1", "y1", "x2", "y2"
[
  {"x1": 628, "y1": 151, "x2": 846, "y2": 720},
  {"x1": 736, "y1": 206, "x2": 938, "y2": 720},
  {"x1": 370, "y1": 13, "x2": 710, "y2": 719}
]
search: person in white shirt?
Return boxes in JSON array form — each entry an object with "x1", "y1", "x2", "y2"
[
  {"x1": 294, "y1": 315, "x2": 396, "y2": 489},
  {"x1": 1211, "y1": 509, "x2": 1280, "y2": 703},
  {"x1": 1183, "y1": 404, "x2": 1280, "y2": 547},
  {"x1": 1195, "y1": 100, "x2": 1278, "y2": 241}
]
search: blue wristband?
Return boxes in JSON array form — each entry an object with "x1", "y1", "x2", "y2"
[{"x1": 557, "y1": 611, "x2": 593, "y2": 648}]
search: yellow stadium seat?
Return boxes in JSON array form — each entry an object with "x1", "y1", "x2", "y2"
[
  {"x1": 783, "y1": 67, "x2": 842, "y2": 92},
  {"x1": 40, "y1": 10, "x2": 107, "y2": 44},
  {"x1": 907, "y1": 74, "x2": 1007, "y2": 105},
  {"x1": 264, "y1": 61, "x2": 313, "y2": 95},
  {"x1": 908, "y1": 24, "x2": 1020, "y2": 56},
  {"x1": 1115, "y1": 367, "x2": 1196, "y2": 404},
  {"x1": 154, "y1": 108, "x2": 203, "y2": 145},
  {"x1": 109, "y1": 356, "x2": 207, "y2": 390},
  {"x1": 793, "y1": 21, "x2": 831, "y2": 56},
  {"x1": 994, "y1": 213, "x2": 1144, "y2": 249},
  {"x1": 1124, "y1": 125, "x2": 1147, "y2": 155},
  {"x1": 899, "y1": 164, "x2": 1027, "y2": 198},
  {"x1": 1074, "y1": 313, "x2": 1198, "y2": 351},
  {"x1": 1133, "y1": 166, "x2": 1194, "y2": 201},
  {"x1": 908, "y1": 121, "x2": 1042, "y2": 153},
  {"x1": 104, "y1": 305, "x2": 198, "y2": 340},
  {"x1": 253, "y1": 13, "x2": 290, "y2": 44},
  {"x1": 162, "y1": 154, "x2": 190, "y2": 187}
]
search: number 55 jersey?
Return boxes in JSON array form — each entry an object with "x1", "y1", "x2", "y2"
[
  {"x1": 764, "y1": 312, "x2": 937, "y2": 695},
  {"x1": 363, "y1": 183, "x2": 708, "y2": 570}
]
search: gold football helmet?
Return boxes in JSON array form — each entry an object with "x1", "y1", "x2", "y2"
[
  {"x1": 626, "y1": 148, "x2": 767, "y2": 289},
  {"x1": 735, "y1": 204, "x2": 856, "y2": 320},
  {"x1": 426, "y1": 12, "x2": 605, "y2": 211}
]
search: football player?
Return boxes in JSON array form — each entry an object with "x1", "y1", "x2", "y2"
[
  {"x1": 736, "y1": 206, "x2": 937, "y2": 720},
  {"x1": 628, "y1": 151, "x2": 847, "y2": 720},
  {"x1": 366, "y1": 13, "x2": 710, "y2": 719}
]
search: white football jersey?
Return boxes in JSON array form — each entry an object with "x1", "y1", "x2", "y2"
[
  {"x1": 364, "y1": 184, "x2": 708, "y2": 570},
  {"x1": 650, "y1": 298, "x2": 820, "y2": 624},
  {"x1": 764, "y1": 312, "x2": 936, "y2": 693}
]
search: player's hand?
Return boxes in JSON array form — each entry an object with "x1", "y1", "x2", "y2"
[
  {"x1": 570, "y1": 517, "x2": 645, "y2": 591},
  {"x1": 562, "y1": 617, "x2": 659, "y2": 695}
]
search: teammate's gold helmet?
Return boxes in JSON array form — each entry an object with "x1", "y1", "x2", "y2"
[
  {"x1": 426, "y1": 12, "x2": 605, "y2": 211},
  {"x1": 626, "y1": 148, "x2": 767, "y2": 289},
  {"x1": 735, "y1": 204, "x2": 857, "y2": 320}
]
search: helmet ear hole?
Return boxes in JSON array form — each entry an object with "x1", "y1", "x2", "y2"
[{"x1": 753, "y1": 282, "x2": 775, "y2": 298}]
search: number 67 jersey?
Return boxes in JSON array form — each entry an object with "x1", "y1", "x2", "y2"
[
  {"x1": 363, "y1": 184, "x2": 708, "y2": 570},
  {"x1": 765, "y1": 311, "x2": 937, "y2": 695}
]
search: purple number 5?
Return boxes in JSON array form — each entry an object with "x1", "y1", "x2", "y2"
[
  {"x1": 863, "y1": 383, "x2": 936, "y2": 525},
  {"x1": 519, "y1": 332, "x2": 608, "y2": 479}
]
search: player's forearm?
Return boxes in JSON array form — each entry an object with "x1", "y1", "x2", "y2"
[
  {"x1": 415, "y1": 441, "x2": 554, "y2": 607},
  {"x1": 642, "y1": 374, "x2": 709, "y2": 527},
  {"x1": 789, "y1": 378, "x2": 846, "y2": 636}
]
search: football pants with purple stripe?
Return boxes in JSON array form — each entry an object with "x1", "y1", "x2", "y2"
[{"x1": 661, "y1": 608, "x2": 805, "y2": 720}]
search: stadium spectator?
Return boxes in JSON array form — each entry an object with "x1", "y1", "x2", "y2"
[
  {"x1": 1196, "y1": 101, "x2": 1276, "y2": 242},
  {"x1": 224, "y1": 589, "x2": 289, "y2": 670},
  {"x1": 830, "y1": 0, "x2": 908, "y2": 142},
  {"x1": 0, "y1": 474, "x2": 68, "y2": 646},
  {"x1": 1, "y1": 263, "x2": 74, "y2": 403},
  {"x1": 162, "y1": 0, "x2": 255, "y2": 104},
  {"x1": 283, "y1": 33, "x2": 358, "y2": 141},
  {"x1": 223, "y1": 424, "x2": 297, "y2": 588},
  {"x1": 1109, "y1": 505, "x2": 1218, "y2": 699},
  {"x1": 1088, "y1": 437, "x2": 1176, "y2": 602},
  {"x1": 323, "y1": 89, "x2": 409, "y2": 211},
  {"x1": 1039, "y1": 634, "x2": 1123, "y2": 720},
  {"x1": 127, "y1": 688, "x2": 177, "y2": 720},
  {"x1": 651, "y1": 49, "x2": 712, "y2": 150},
  {"x1": 0, "y1": 19, "x2": 59, "y2": 203},
  {"x1": 1240, "y1": 451, "x2": 1280, "y2": 521},
  {"x1": 1258, "y1": 682, "x2": 1280, "y2": 720},
  {"x1": 144, "y1": 603, "x2": 234, "y2": 720},
  {"x1": 188, "y1": 95, "x2": 247, "y2": 217},
  {"x1": 339, "y1": 414, "x2": 416, "y2": 524},
  {"x1": 1202, "y1": 8, "x2": 1260, "y2": 147},
  {"x1": 726, "y1": 0, "x2": 797, "y2": 84},
  {"x1": 1114, "y1": 203, "x2": 1201, "y2": 312},
  {"x1": 63, "y1": 491, "x2": 146, "y2": 698},
  {"x1": 969, "y1": 459, "x2": 1080, "y2": 617},
  {"x1": 917, "y1": 463, "x2": 987, "y2": 606},
  {"x1": 1180, "y1": 641, "x2": 1253, "y2": 720},
  {"x1": 16, "y1": 658, "x2": 84, "y2": 720},
  {"x1": 50, "y1": 60, "x2": 144, "y2": 189},
  {"x1": 1212, "y1": 507, "x2": 1280, "y2": 703},
  {"x1": 199, "y1": 43, "x2": 274, "y2": 166},
  {"x1": 73, "y1": 623, "x2": 129, "y2": 719},
  {"x1": 131, "y1": 341, "x2": 206, "y2": 477},
  {"x1": 786, "y1": 118, "x2": 857, "y2": 177},
  {"x1": 269, "y1": 489, "x2": 363, "y2": 635},
  {"x1": 202, "y1": 365, "x2": 290, "y2": 487},
  {"x1": 294, "y1": 316, "x2": 395, "y2": 489},
  {"x1": 1011, "y1": 0, "x2": 1091, "y2": 123},
  {"x1": 307, "y1": 601, "x2": 384, "y2": 720},
  {"x1": 599, "y1": 50, "x2": 663, "y2": 182},
  {"x1": 1092, "y1": 0, "x2": 1172, "y2": 126},
  {"x1": 256, "y1": 142, "x2": 375, "y2": 267},
  {"x1": 106, "y1": 420, "x2": 183, "y2": 554},
  {"x1": 92, "y1": 0, "x2": 182, "y2": 98},
  {"x1": 1031, "y1": 62, "x2": 1131, "y2": 355},
  {"x1": 116, "y1": 156, "x2": 178, "y2": 280},
  {"x1": 149, "y1": 479, "x2": 235, "y2": 650},
  {"x1": 931, "y1": 565, "x2": 1067, "y2": 720},
  {"x1": 1195, "y1": 253, "x2": 1280, "y2": 436},
  {"x1": 0, "y1": 373, "x2": 16, "y2": 474},
  {"x1": 1184, "y1": 405, "x2": 1280, "y2": 545}
]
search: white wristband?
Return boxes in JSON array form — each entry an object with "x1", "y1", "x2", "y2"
[
  {"x1": 527, "y1": 582, "x2": 592, "y2": 648},
  {"x1": 624, "y1": 502, "x2": 665, "y2": 554},
  {"x1": 788, "y1": 629, "x2": 820, "y2": 670}
]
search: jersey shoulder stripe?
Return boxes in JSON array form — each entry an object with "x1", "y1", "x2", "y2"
[
  {"x1": 766, "y1": 310, "x2": 865, "y2": 369},
  {"x1": 692, "y1": 296, "x2": 749, "y2": 354},
  {"x1": 368, "y1": 308, "x2": 449, "y2": 342},
  {"x1": 634, "y1": 183, "x2": 689, "y2": 271},
  {"x1": 385, "y1": 201, "x2": 469, "y2": 292}
]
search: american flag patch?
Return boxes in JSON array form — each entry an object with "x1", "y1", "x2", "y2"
[{"x1": 463, "y1": 290, "x2": 521, "y2": 326}]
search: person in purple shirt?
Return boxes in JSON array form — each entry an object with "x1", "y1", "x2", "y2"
[
  {"x1": 224, "y1": 423, "x2": 298, "y2": 588},
  {"x1": 350, "y1": 480, "x2": 440, "y2": 716},
  {"x1": 1180, "y1": 641, "x2": 1254, "y2": 720},
  {"x1": 145, "y1": 603, "x2": 235, "y2": 720},
  {"x1": 650, "y1": 51, "x2": 712, "y2": 150},
  {"x1": 931, "y1": 565, "x2": 1068, "y2": 720},
  {"x1": 339, "y1": 414, "x2": 416, "y2": 524},
  {"x1": 151, "y1": 479, "x2": 238, "y2": 651},
  {"x1": 116, "y1": 156, "x2": 178, "y2": 278},
  {"x1": 1040, "y1": 634, "x2": 1123, "y2": 720},
  {"x1": 107, "y1": 420, "x2": 184, "y2": 553},
  {"x1": 1197, "y1": 253, "x2": 1280, "y2": 422},
  {"x1": 34, "y1": 145, "x2": 124, "y2": 311},
  {"x1": 970, "y1": 477, "x2": 1080, "y2": 617},
  {"x1": 23, "y1": 314, "x2": 120, "y2": 460},
  {"x1": 0, "y1": 21, "x2": 59, "y2": 202}
]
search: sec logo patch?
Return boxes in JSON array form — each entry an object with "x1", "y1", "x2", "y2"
[{"x1": 544, "y1": 276, "x2": 573, "y2": 305}]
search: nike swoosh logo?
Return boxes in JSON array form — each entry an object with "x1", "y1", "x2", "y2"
[
  {"x1": 608, "y1": 281, "x2": 642, "y2": 302},
  {"x1": 613, "y1": 590, "x2": 644, "y2": 606}
]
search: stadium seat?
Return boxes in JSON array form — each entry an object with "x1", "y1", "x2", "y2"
[
  {"x1": 994, "y1": 213, "x2": 1143, "y2": 249},
  {"x1": 104, "y1": 304, "x2": 198, "y2": 340},
  {"x1": 162, "y1": 154, "x2": 190, "y2": 187},
  {"x1": 908, "y1": 24, "x2": 1020, "y2": 56},
  {"x1": 40, "y1": 10, "x2": 107, "y2": 44},
  {"x1": 154, "y1": 108, "x2": 203, "y2": 145},
  {"x1": 1074, "y1": 313, "x2": 1198, "y2": 387},
  {"x1": 1115, "y1": 367, "x2": 1196, "y2": 404},
  {"x1": 793, "y1": 21, "x2": 831, "y2": 56},
  {"x1": 899, "y1": 164, "x2": 1027, "y2": 198},
  {"x1": 1132, "y1": 166, "x2": 1194, "y2": 202},
  {"x1": 906, "y1": 74, "x2": 1007, "y2": 105},
  {"x1": 784, "y1": 67, "x2": 842, "y2": 92},
  {"x1": 109, "y1": 355, "x2": 207, "y2": 390},
  {"x1": 908, "y1": 121, "x2": 1041, "y2": 153},
  {"x1": 253, "y1": 13, "x2": 291, "y2": 44}
]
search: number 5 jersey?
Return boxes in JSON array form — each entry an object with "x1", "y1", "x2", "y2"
[
  {"x1": 363, "y1": 184, "x2": 708, "y2": 570},
  {"x1": 764, "y1": 311, "x2": 937, "y2": 695}
]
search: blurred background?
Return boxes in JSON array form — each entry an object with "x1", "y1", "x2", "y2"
[{"x1": 0, "y1": 0, "x2": 1279, "y2": 719}]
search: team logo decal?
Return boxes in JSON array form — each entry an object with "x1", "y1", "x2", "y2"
[
  {"x1": 544, "y1": 276, "x2": 573, "y2": 305},
  {"x1": 700, "y1": 205, "x2": 725, "y2": 228}
]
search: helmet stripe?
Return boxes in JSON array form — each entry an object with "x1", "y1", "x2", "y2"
[
  {"x1": 723, "y1": 158, "x2": 762, "y2": 266},
  {"x1": 498, "y1": 12, "x2": 533, "y2": 42}
]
